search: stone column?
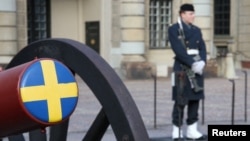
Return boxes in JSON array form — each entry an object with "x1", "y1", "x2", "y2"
[
  {"x1": 16, "y1": 0, "x2": 28, "y2": 50},
  {"x1": 0, "y1": 0, "x2": 18, "y2": 65},
  {"x1": 120, "y1": 0, "x2": 153, "y2": 79}
]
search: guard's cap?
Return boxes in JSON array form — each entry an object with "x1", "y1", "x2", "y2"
[{"x1": 179, "y1": 3, "x2": 195, "y2": 12}]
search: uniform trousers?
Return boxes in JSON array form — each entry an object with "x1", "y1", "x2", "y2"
[{"x1": 172, "y1": 100, "x2": 200, "y2": 126}]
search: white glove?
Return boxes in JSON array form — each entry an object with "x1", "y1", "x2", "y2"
[
  {"x1": 191, "y1": 62, "x2": 200, "y2": 74},
  {"x1": 197, "y1": 60, "x2": 205, "y2": 71},
  {"x1": 192, "y1": 60, "x2": 205, "y2": 75}
]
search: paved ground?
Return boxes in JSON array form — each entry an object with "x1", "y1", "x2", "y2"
[{"x1": 2, "y1": 70, "x2": 250, "y2": 141}]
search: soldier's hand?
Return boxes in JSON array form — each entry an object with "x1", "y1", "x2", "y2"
[
  {"x1": 192, "y1": 61, "x2": 205, "y2": 75},
  {"x1": 191, "y1": 62, "x2": 200, "y2": 74}
]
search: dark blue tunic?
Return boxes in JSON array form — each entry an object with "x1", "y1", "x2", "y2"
[{"x1": 168, "y1": 21, "x2": 207, "y2": 100}]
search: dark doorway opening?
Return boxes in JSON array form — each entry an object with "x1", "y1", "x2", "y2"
[{"x1": 85, "y1": 21, "x2": 100, "y2": 53}]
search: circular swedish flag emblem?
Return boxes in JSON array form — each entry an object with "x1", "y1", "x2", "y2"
[{"x1": 20, "y1": 59, "x2": 78, "y2": 124}]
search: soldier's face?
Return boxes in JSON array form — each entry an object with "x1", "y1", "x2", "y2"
[{"x1": 181, "y1": 11, "x2": 195, "y2": 24}]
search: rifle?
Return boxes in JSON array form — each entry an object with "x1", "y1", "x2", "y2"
[{"x1": 177, "y1": 17, "x2": 203, "y2": 93}]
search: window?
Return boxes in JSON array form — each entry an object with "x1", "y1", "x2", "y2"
[
  {"x1": 27, "y1": 0, "x2": 50, "y2": 43},
  {"x1": 214, "y1": 0, "x2": 230, "y2": 35},
  {"x1": 149, "y1": 0, "x2": 172, "y2": 49}
]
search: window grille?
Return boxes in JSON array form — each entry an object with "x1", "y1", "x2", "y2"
[
  {"x1": 214, "y1": 0, "x2": 230, "y2": 35},
  {"x1": 27, "y1": 0, "x2": 50, "y2": 43},
  {"x1": 149, "y1": 0, "x2": 172, "y2": 49}
]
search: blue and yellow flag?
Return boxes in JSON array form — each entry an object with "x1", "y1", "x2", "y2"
[{"x1": 20, "y1": 59, "x2": 78, "y2": 123}]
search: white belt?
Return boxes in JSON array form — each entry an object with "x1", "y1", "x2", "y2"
[{"x1": 187, "y1": 49, "x2": 199, "y2": 55}]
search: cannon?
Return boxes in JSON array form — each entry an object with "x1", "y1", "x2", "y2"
[
  {"x1": 2, "y1": 38, "x2": 150, "y2": 141},
  {"x1": 0, "y1": 58, "x2": 78, "y2": 137}
]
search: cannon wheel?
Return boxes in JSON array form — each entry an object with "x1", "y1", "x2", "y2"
[{"x1": 5, "y1": 38, "x2": 150, "y2": 141}]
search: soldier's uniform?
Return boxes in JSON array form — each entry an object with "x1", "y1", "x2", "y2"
[
  {"x1": 169, "y1": 20, "x2": 207, "y2": 102},
  {"x1": 168, "y1": 3, "x2": 207, "y2": 141}
]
